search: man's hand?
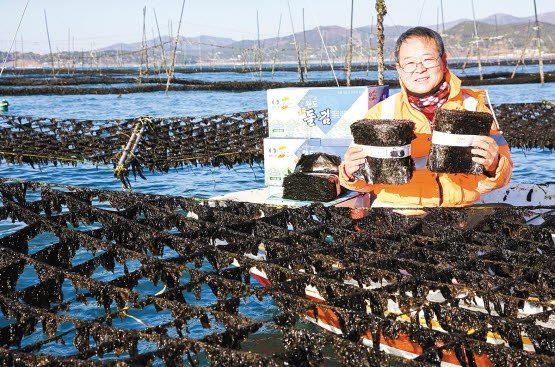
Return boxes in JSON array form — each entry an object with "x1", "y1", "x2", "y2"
[
  {"x1": 344, "y1": 146, "x2": 367, "y2": 177},
  {"x1": 471, "y1": 136, "x2": 499, "y2": 174}
]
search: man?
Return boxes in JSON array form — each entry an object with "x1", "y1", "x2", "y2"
[{"x1": 340, "y1": 27, "x2": 512, "y2": 207}]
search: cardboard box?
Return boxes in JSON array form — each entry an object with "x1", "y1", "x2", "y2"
[
  {"x1": 264, "y1": 137, "x2": 351, "y2": 186},
  {"x1": 267, "y1": 85, "x2": 389, "y2": 138}
]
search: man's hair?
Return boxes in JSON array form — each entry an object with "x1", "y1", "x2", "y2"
[{"x1": 394, "y1": 27, "x2": 445, "y2": 63}]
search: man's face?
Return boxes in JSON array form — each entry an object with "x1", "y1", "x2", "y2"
[{"x1": 396, "y1": 36, "x2": 447, "y2": 95}]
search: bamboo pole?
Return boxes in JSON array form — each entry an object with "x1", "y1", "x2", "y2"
[
  {"x1": 367, "y1": 16, "x2": 373, "y2": 76},
  {"x1": 533, "y1": 0, "x2": 544, "y2": 85},
  {"x1": 256, "y1": 10, "x2": 262, "y2": 80},
  {"x1": 511, "y1": 21, "x2": 533, "y2": 79},
  {"x1": 165, "y1": 0, "x2": 186, "y2": 94},
  {"x1": 302, "y1": 8, "x2": 308, "y2": 76},
  {"x1": 72, "y1": 36, "x2": 76, "y2": 74},
  {"x1": 271, "y1": 14, "x2": 282, "y2": 79},
  {"x1": 153, "y1": 9, "x2": 169, "y2": 77},
  {"x1": 13, "y1": 40, "x2": 17, "y2": 69},
  {"x1": 139, "y1": 8, "x2": 145, "y2": 83},
  {"x1": 346, "y1": 0, "x2": 354, "y2": 86},
  {"x1": 287, "y1": 0, "x2": 304, "y2": 82},
  {"x1": 44, "y1": 10, "x2": 56, "y2": 78},
  {"x1": 67, "y1": 28, "x2": 71, "y2": 74},
  {"x1": 142, "y1": 7, "x2": 149, "y2": 79},
  {"x1": 470, "y1": 0, "x2": 483, "y2": 80},
  {"x1": 375, "y1": 0, "x2": 386, "y2": 85},
  {"x1": 440, "y1": 0, "x2": 445, "y2": 34},
  {"x1": 495, "y1": 15, "x2": 500, "y2": 65}
]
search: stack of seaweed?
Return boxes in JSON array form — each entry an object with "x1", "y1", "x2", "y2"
[
  {"x1": 427, "y1": 109, "x2": 492, "y2": 174},
  {"x1": 350, "y1": 119, "x2": 415, "y2": 184},
  {"x1": 282, "y1": 153, "x2": 342, "y2": 202}
]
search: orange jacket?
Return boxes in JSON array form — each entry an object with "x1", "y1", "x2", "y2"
[{"x1": 339, "y1": 70, "x2": 512, "y2": 207}]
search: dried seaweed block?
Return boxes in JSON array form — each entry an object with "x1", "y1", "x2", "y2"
[
  {"x1": 350, "y1": 119, "x2": 415, "y2": 184},
  {"x1": 427, "y1": 109, "x2": 492, "y2": 174},
  {"x1": 294, "y1": 153, "x2": 342, "y2": 175},
  {"x1": 282, "y1": 173, "x2": 341, "y2": 202}
]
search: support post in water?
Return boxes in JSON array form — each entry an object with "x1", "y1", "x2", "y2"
[
  {"x1": 271, "y1": 14, "x2": 282, "y2": 79},
  {"x1": 302, "y1": 8, "x2": 308, "y2": 77},
  {"x1": 346, "y1": 0, "x2": 354, "y2": 86},
  {"x1": 533, "y1": 0, "x2": 544, "y2": 85},
  {"x1": 116, "y1": 117, "x2": 149, "y2": 190},
  {"x1": 256, "y1": 9, "x2": 262, "y2": 81},
  {"x1": 166, "y1": 0, "x2": 186, "y2": 94},
  {"x1": 470, "y1": 0, "x2": 483, "y2": 80},
  {"x1": 44, "y1": 10, "x2": 56, "y2": 78},
  {"x1": 375, "y1": 0, "x2": 386, "y2": 85},
  {"x1": 287, "y1": 1, "x2": 304, "y2": 83}
]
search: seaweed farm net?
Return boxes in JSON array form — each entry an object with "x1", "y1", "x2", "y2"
[
  {"x1": 0, "y1": 111, "x2": 267, "y2": 187},
  {"x1": 0, "y1": 179, "x2": 554, "y2": 366},
  {"x1": 0, "y1": 72, "x2": 551, "y2": 95},
  {"x1": 0, "y1": 101, "x2": 553, "y2": 187}
]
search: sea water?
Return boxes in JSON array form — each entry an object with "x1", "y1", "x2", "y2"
[{"x1": 0, "y1": 72, "x2": 553, "y2": 361}]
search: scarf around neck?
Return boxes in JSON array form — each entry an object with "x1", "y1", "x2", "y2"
[{"x1": 407, "y1": 79, "x2": 450, "y2": 129}]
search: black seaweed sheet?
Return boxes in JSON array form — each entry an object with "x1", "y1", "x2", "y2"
[
  {"x1": 350, "y1": 119, "x2": 415, "y2": 184},
  {"x1": 293, "y1": 152, "x2": 341, "y2": 175},
  {"x1": 283, "y1": 153, "x2": 342, "y2": 202},
  {"x1": 427, "y1": 109, "x2": 492, "y2": 174},
  {"x1": 282, "y1": 173, "x2": 341, "y2": 202}
]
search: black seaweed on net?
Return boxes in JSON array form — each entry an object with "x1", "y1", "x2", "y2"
[
  {"x1": 427, "y1": 109, "x2": 492, "y2": 174},
  {"x1": 0, "y1": 180, "x2": 553, "y2": 366},
  {"x1": 0, "y1": 102, "x2": 553, "y2": 187},
  {"x1": 350, "y1": 118, "x2": 416, "y2": 184}
]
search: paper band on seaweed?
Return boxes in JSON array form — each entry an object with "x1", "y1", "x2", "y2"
[
  {"x1": 352, "y1": 143, "x2": 411, "y2": 159},
  {"x1": 431, "y1": 131, "x2": 479, "y2": 147}
]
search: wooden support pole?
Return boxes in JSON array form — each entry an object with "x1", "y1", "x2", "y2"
[
  {"x1": 302, "y1": 8, "x2": 308, "y2": 76},
  {"x1": 44, "y1": 10, "x2": 56, "y2": 78},
  {"x1": 367, "y1": 16, "x2": 373, "y2": 76},
  {"x1": 256, "y1": 9, "x2": 262, "y2": 80},
  {"x1": 153, "y1": 9, "x2": 170, "y2": 77},
  {"x1": 346, "y1": 0, "x2": 354, "y2": 86},
  {"x1": 142, "y1": 6, "x2": 149, "y2": 79},
  {"x1": 139, "y1": 8, "x2": 145, "y2": 83},
  {"x1": 271, "y1": 14, "x2": 282, "y2": 79},
  {"x1": 511, "y1": 21, "x2": 533, "y2": 79},
  {"x1": 470, "y1": 0, "x2": 483, "y2": 80},
  {"x1": 375, "y1": 0, "x2": 386, "y2": 85},
  {"x1": 165, "y1": 0, "x2": 186, "y2": 94},
  {"x1": 287, "y1": 0, "x2": 304, "y2": 82},
  {"x1": 533, "y1": 0, "x2": 544, "y2": 85}
]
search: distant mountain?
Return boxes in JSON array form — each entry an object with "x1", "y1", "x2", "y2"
[
  {"x1": 480, "y1": 11, "x2": 555, "y2": 26},
  {"x1": 28, "y1": 11, "x2": 551, "y2": 67},
  {"x1": 442, "y1": 20, "x2": 555, "y2": 53},
  {"x1": 98, "y1": 11, "x2": 554, "y2": 57},
  {"x1": 100, "y1": 35, "x2": 235, "y2": 52}
]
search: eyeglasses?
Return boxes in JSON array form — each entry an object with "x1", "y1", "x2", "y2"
[{"x1": 399, "y1": 57, "x2": 440, "y2": 73}]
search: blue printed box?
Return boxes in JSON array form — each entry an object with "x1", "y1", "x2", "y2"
[
  {"x1": 264, "y1": 137, "x2": 351, "y2": 187},
  {"x1": 267, "y1": 86, "x2": 389, "y2": 138}
]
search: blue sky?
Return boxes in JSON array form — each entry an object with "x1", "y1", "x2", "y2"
[{"x1": 1, "y1": 0, "x2": 553, "y2": 53}]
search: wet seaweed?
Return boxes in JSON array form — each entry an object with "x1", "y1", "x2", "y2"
[{"x1": 0, "y1": 179, "x2": 553, "y2": 366}]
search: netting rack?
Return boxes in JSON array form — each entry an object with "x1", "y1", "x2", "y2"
[
  {"x1": 0, "y1": 178, "x2": 553, "y2": 366},
  {"x1": 0, "y1": 101, "x2": 553, "y2": 188}
]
